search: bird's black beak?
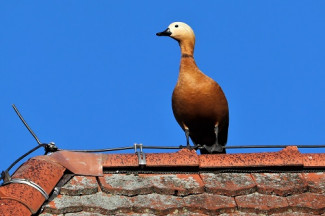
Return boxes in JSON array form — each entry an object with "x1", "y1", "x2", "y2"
[{"x1": 156, "y1": 28, "x2": 172, "y2": 36}]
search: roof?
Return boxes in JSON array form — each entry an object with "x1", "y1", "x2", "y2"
[{"x1": 0, "y1": 146, "x2": 325, "y2": 215}]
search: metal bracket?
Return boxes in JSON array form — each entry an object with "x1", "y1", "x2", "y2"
[
  {"x1": 45, "y1": 142, "x2": 58, "y2": 154},
  {"x1": 134, "y1": 143, "x2": 146, "y2": 167}
]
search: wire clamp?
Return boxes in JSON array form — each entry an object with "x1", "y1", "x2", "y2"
[
  {"x1": 134, "y1": 143, "x2": 146, "y2": 167},
  {"x1": 45, "y1": 142, "x2": 58, "y2": 154},
  {"x1": 2, "y1": 178, "x2": 49, "y2": 200}
]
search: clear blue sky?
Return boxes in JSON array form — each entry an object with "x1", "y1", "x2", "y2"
[{"x1": 1, "y1": 1, "x2": 325, "y2": 173}]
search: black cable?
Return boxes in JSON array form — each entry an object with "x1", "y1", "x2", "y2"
[
  {"x1": 12, "y1": 104, "x2": 41, "y2": 145},
  {"x1": 58, "y1": 146, "x2": 135, "y2": 152},
  {"x1": 6, "y1": 144, "x2": 47, "y2": 172},
  {"x1": 57, "y1": 144, "x2": 325, "y2": 153},
  {"x1": 225, "y1": 144, "x2": 325, "y2": 149}
]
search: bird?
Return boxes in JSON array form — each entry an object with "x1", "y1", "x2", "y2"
[{"x1": 156, "y1": 22, "x2": 229, "y2": 154}]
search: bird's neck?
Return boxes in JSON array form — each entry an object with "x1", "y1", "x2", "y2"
[
  {"x1": 179, "y1": 49, "x2": 201, "y2": 81},
  {"x1": 179, "y1": 39, "x2": 195, "y2": 56}
]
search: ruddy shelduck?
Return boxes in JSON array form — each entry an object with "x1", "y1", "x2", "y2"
[{"x1": 156, "y1": 22, "x2": 229, "y2": 154}]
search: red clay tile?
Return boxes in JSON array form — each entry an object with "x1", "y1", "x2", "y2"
[
  {"x1": 200, "y1": 173, "x2": 256, "y2": 196},
  {"x1": 0, "y1": 183, "x2": 44, "y2": 214},
  {"x1": 252, "y1": 173, "x2": 308, "y2": 196},
  {"x1": 287, "y1": 193, "x2": 325, "y2": 215},
  {"x1": 60, "y1": 176, "x2": 98, "y2": 195},
  {"x1": 40, "y1": 212, "x2": 106, "y2": 216},
  {"x1": 235, "y1": 193, "x2": 289, "y2": 214},
  {"x1": 12, "y1": 158, "x2": 65, "y2": 195},
  {"x1": 0, "y1": 158, "x2": 65, "y2": 214},
  {"x1": 103, "y1": 149, "x2": 199, "y2": 168},
  {"x1": 183, "y1": 193, "x2": 236, "y2": 214},
  {"x1": 2, "y1": 146, "x2": 325, "y2": 216},
  {"x1": 102, "y1": 153, "x2": 139, "y2": 168},
  {"x1": 146, "y1": 149, "x2": 199, "y2": 167},
  {"x1": 272, "y1": 213, "x2": 315, "y2": 216},
  {"x1": 0, "y1": 199, "x2": 31, "y2": 216},
  {"x1": 48, "y1": 151, "x2": 103, "y2": 176},
  {"x1": 199, "y1": 146, "x2": 303, "y2": 168},
  {"x1": 218, "y1": 213, "x2": 260, "y2": 216},
  {"x1": 42, "y1": 192, "x2": 132, "y2": 215},
  {"x1": 131, "y1": 193, "x2": 184, "y2": 214},
  {"x1": 303, "y1": 172, "x2": 325, "y2": 193},
  {"x1": 99, "y1": 173, "x2": 204, "y2": 196},
  {"x1": 303, "y1": 154, "x2": 325, "y2": 168}
]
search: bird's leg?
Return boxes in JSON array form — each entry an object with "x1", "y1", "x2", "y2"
[
  {"x1": 185, "y1": 128, "x2": 190, "y2": 147},
  {"x1": 212, "y1": 125, "x2": 223, "y2": 152},
  {"x1": 214, "y1": 125, "x2": 219, "y2": 139},
  {"x1": 202, "y1": 125, "x2": 223, "y2": 153}
]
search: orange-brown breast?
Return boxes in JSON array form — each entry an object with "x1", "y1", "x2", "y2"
[{"x1": 172, "y1": 57, "x2": 229, "y2": 146}]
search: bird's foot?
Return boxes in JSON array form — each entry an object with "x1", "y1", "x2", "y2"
[
  {"x1": 192, "y1": 144, "x2": 201, "y2": 150},
  {"x1": 202, "y1": 144, "x2": 224, "y2": 153}
]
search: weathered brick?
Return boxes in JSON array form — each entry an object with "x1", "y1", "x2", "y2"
[
  {"x1": 0, "y1": 199, "x2": 31, "y2": 216},
  {"x1": 235, "y1": 192, "x2": 289, "y2": 214},
  {"x1": 183, "y1": 193, "x2": 236, "y2": 214},
  {"x1": 287, "y1": 193, "x2": 325, "y2": 215},
  {"x1": 252, "y1": 173, "x2": 307, "y2": 196},
  {"x1": 99, "y1": 174, "x2": 204, "y2": 196},
  {"x1": 200, "y1": 173, "x2": 256, "y2": 196},
  {"x1": 60, "y1": 176, "x2": 98, "y2": 195},
  {"x1": 303, "y1": 172, "x2": 325, "y2": 193}
]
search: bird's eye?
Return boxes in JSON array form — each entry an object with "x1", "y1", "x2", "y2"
[{"x1": 175, "y1": 25, "x2": 179, "y2": 28}]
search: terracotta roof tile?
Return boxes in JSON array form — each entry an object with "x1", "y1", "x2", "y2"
[
  {"x1": 0, "y1": 183, "x2": 45, "y2": 213},
  {"x1": 60, "y1": 176, "x2": 99, "y2": 196},
  {"x1": 199, "y1": 146, "x2": 303, "y2": 168},
  {"x1": 303, "y1": 172, "x2": 325, "y2": 193},
  {"x1": 235, "y1": 193, "x2": 289, "y2": 214},
  {"x1": 183, "y1": 193, "x2": 236, "y2": 214},
  {"x1": 0, "y1": 146, "x2": 325, "y2": 215},
  {"x1": 132, "y1": 193, "x2": 184, "y2": 214},
  {"x1": 102, "y1": 149, "x2": 199, "y2": 168},
  {"x1": 99, "y1": 173, "x2": 204, "y2": 196},
  {"x1": 145, "y1": 149, "x2": 199, "y2": 167},
  {"x1": 12, "y1": 158, "x2": 65, "y2": 194},
  {"x1": 0, "y1": 199, "x2": 31, "y2": 216},
  {"x1": 286, "y1": 193, "x2": 325, "y2": 214},
  {"x1": 102, "y1": 153, "x2": 139, "y2": 168},
  {"x1": 201, "y1": 173, "x2": 256, "y2": 196},
  {"x1": 0, "y1": 158, "x2": 65, "y2": 214},
  {"x1": 303, "y1": 154, "x2": 325, "y2": 168},
  {"x1": 271, "y1": 213, "x2": 314, "y2": 216},
  {"x1": 43, "y1": 192, "x2": 133, "y2": 215},
  {"x1": 252, "y1": 173, "x2": 308, "y2": 196}
]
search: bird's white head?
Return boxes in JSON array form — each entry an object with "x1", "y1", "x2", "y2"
[
  {"x1": 157, "y1": 22, "x2": 195, "y2": 42},
  {"x1": 156, "y1": 22, "x2": 196, "y2": 55}
]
